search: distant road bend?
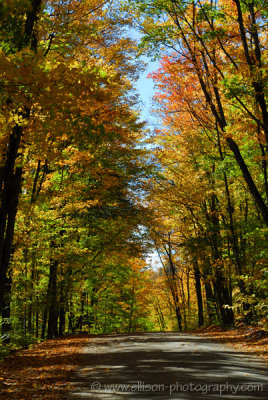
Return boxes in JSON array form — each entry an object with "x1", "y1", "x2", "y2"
[{"x1": 67, "y1": 332, "x2": 268, "y2": 399}]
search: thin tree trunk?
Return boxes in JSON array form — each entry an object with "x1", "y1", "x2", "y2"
[
  {"x1": 35, "y1": 310, "x2": 39, "y2": 338},
  {"x1": 41, "y1": 307, "x2": 47, "y2": 339},
  {"x1": 59, "y1": 307, "x2": 65, "y2": 336},
  {"x1": 154, "y1": 298, "x2": 166, "y2": 331},
  {"x1": 193, "y1": 259, "x2": 204, "y2": 327},
  {"x1": 47, "y1": 259, "x2": 58, "y2": 339},
  {"x1": 180, "y1": 20, "x2": 268, "y2": 225},
  {"x1": 204, "y1": 279, "x2": 217, "y2": 323}
]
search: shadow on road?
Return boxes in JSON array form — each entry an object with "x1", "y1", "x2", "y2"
[{"x1": 65, "y1": 332, "x2": 268, "y2": 399}]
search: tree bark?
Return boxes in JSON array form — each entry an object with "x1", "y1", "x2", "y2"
[
  {"x1": 0, "y1": 0, "x2": 43, "y2": 320},
  {"x1": 59, "y1": 307, "x2": 65, "y2": 336},
  {"x1": 41, "y1": 307, "x2": 47, "y2": 339},
  {"x1": 193, "y1": 259, "x2": 204, "y2": 327},
  {"x1": 47, "y1": 259, "x2": 59, "y2": 339}
]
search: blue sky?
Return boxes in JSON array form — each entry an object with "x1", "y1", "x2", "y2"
[
  {"x1": 127, "y1": 25, "x2": 160, "y2": 126},
  {"x1": 134, "y1": 57, "x2": 163, "y2": 270},
  {"x1": 135, "y1": 58, "x2": 160, "y2": 127},
  {"x1": 127, "y1": 27, "x2": 163, "y2": 270}
]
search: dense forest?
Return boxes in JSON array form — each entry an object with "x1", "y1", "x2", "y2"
[{"x1": 0, "y1": 0, "x2": 267, "y2": 350}]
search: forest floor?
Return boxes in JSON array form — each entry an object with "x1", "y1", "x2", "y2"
[
  {"x1": 0, "y1": 334, "x2": 90, "y2": 399},
  {"x1": 0, "y1": 327, "x2": 267, "y2": 399},
  {"x1": 194, "y1": 325, "x2": 268, "y2": 362}
]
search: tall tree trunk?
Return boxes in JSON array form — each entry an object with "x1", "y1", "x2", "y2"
[
  {"x1": 35, "y1": 310, "x2": 39, "y2": 338},
  {"x1": 0, "y1": 157, "x2": 23, "y2": 313},
  {"x1": 154, "y1": 298, "x2": 166, "y2": 331},
  {"x1": 1, "y1": 275, "x2": 12, "y2": 344},
  {"x1": 207, "y1": 192, "x2": 234, "y2": 327},
  {"x1": 58, "y1": 267, "x2": 66, "y2": 336},
  {"x1": 204, "y1": 281, "x2": 216, "y2": 324},
  {"x1": 175, "y1": 303, "x2": 182, "y2": 331},
  {"x1": 213, "y1": 271, "x2": 233, "y2": 326},
  {"x1": 226, "y1": 137, "x2": 268, "y2": 225},
  {"x1": 0, "y1": 0, "x2": 43, "y2": 322},
  {"x1": 59, "y1": 307, "x2": 65, "y2": 336},
  {"x1": 27, "y1": 268, "x2": 34, "y2": 335},
  {"x1": 163, "y1": 235, "x2": 183, "y2": 331},
  {"x1": 47, "y1": 259, "x2": 58, "y2": 339},
  {"x1": 193, "y1": 259, "x2": 204, "y2": 327},
  {"x1": 41, "y1": 307, "x2": 47, "y2": 339},
  {"x1": 128, "y1": 302, "x2": 134, "y2": 333},
  {"x1": 180, "y1": 20, "x2": 268, "y2": 225}
]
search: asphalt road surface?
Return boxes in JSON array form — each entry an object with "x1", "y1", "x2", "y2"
[{"x1": 66, "y1": 332, "x2": 268, "y2": 399}]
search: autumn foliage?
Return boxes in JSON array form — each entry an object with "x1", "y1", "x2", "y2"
[
  {"x1": 130, "y1": 0, "x2": 268, "y2": 329},
  {"x1": 0, "y1": 0, "x2": 154, "y2": 346},
  {"x1": 0, "y1": 0, "x2": 267, "y2": 355}
]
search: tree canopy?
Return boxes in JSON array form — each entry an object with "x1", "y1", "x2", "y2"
[{"x1": 0, "y1": 0, "x2": 267, "y2": 347}]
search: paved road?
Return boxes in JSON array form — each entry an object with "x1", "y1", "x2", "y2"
[{"x1": 67, "y1": 332, "x2": 268, "y2": 399}]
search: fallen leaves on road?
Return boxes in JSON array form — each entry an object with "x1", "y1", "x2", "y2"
[
  {"x1": 195, "y1": 326, "x2": 268, "y2": 362},
  {"x1": 0, "y1": 334, "x2": 89, "y2": 399}
]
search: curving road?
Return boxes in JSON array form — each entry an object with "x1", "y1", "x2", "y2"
[{"x1": 66, "y1": 332, "x2": 268, "y2": 399}]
